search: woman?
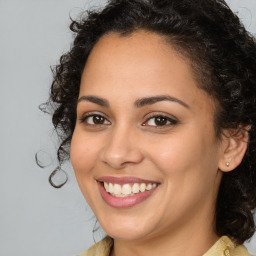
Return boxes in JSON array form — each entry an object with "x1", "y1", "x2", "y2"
[{"x1": 44, "y1": 0, "x2": 256, "y2": 255}]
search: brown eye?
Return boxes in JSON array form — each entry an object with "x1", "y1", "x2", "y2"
[
  {"x1": 93, "y1": 115, "x2": 105, "y2": 124},
  {"x1": 155, "y1": 116, "x2": 168, "y2": 126},
  {"x1": 143, "y1": 115, "x2": 177, "y2": 127},
  {"x1": 80, "y1": 114, "x2": 111, "y2": 126}
]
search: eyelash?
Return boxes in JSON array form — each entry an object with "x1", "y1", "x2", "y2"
[
  {"x1": 143, "y1": 113, "x2": 178, "y2": 128},
  {"x1": 79, "y1": 113, "x2": 178, "y2": 128},
  {"x1": 79, "y1": 113, "x2": 111, "y2": 126}
]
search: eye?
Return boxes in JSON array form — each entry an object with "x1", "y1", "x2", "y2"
[
  {"x1": 143, "y1": 115, "x2": 177, "y2": 127},
  {"x1": 79, "y1": 114, "x2": 111, "y2": 126}
]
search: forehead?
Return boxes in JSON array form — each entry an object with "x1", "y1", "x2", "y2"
[
  {"x1": 80, "y1": 30, "x2": 215, "y2": 114},
  {"x1": 85, "y1": 30, "x2": 192, "y2": 76}
]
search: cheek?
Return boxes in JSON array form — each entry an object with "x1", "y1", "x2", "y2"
[
  {"x1": 70, "y1": 130, "x2": 102, "y2": 207},
  {"x1": 148, "y1": 133, "x2": 203, "y2": 171},
  {"x1": 70, "y1": 129, "x2": 99, "y2": 180},
  {"x1": 149, "y1": 132, "x2": 220, "y2": 218},
  {"x1": 147, "y1": 127, "x2": 219, "y2": 190}
]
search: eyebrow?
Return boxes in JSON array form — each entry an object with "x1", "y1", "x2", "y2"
[
  {"x1": 134, "y1": 95, "x2": 189, "y2": 108},
  {"x1": 77, "y1": 94, "x2": 189, "y2": 109},
  {"x1": 77, "y1": 95, "x2": 110, "y2": 107}
]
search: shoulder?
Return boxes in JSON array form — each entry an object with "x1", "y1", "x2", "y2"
[
  {"x1": 78, "y1": 236, "x2": 113, "y2": 256},
  {"x1": 78, "y1": 235, "x2": 252, "y2": 256},
  {"x1": 204, "y1": 236, "x2": 252, "y2": 256}
]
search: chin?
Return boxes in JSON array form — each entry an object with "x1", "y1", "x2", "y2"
[
  {"x1": 98, "y1": 214, "x2": 155, "y2": 241},
  {"x1": 103, "y1": 226, "x2": 151, "y2": 241}
]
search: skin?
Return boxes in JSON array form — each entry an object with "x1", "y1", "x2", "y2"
[{"x1": 70, "y1": 30, "x2": 247, "y2": 256}]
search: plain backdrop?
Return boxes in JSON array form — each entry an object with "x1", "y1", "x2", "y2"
[{"x1": 0, "y1": 0, "x2": 255, "y2": 255}]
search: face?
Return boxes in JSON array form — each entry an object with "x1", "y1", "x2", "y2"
[{"x1": 70, "y1": 31, "x2": 225, "y2": 242}]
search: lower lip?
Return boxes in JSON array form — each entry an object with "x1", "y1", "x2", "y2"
[{"x1": 98, "y1": 182, "x2": 158, "y2": 208}]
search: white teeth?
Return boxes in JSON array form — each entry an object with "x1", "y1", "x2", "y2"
[
  {"x1": 132, "y1": 183, "x2": 140, "y2": 194},
  {"x1": 104, "y1": 182, "x2": 109, "y2": 192},
  {"x1": 103, "y1": 182, "x2": 157, "y2": 197},
  {"x1": 114, "y1": 184, "x2": 122, "y2": 195},
  {"x1": 146, "y1": 183, "x2": 152, "y2": 190},
  {"x1": 140, "y1": 183, "x2": 146, "y2": 192},
  {"x1": 122, "y1": 184, "x2": 132, "y2": 195},
  {"x1": 109, "y1": 183, "x2": 114, "y2": 194}
]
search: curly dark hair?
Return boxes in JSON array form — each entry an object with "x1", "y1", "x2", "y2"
[{"x1": 43, "y1": 0, "x2": 256, "y2": 245}]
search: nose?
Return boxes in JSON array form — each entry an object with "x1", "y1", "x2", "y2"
[{"x1": 101, "y1": 126, "x2": 144, "y2": 169}]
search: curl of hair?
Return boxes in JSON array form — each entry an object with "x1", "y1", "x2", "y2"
[{"x1": 42, "y1": 0, "x2": 256, "y2": 244}]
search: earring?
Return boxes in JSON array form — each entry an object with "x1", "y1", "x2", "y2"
[{"x1": 225, "y1": 162, "x2": 230, "y2": 167}]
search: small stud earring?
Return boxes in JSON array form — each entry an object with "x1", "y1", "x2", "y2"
[{"x1": 226, "y1": 162, "x2": 230, "y2": 167}]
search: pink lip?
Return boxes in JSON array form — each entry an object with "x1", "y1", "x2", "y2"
[{"x1": 97, "y1": 176, "x2": 159, "y2": 209}]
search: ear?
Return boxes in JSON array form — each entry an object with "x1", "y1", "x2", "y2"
[{"x1": 218, "y1": 127, "x2": 249, "y2": 172}]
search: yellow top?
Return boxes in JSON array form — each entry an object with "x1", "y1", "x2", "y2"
[{"x1": 78, "y1": 236, "x2": 251, "y2": 256}]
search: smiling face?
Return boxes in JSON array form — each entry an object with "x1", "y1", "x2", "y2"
[{"x1": 70, "y1": 31, "x2": 225, "y2": 242}]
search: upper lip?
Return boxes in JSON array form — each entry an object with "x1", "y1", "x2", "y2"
[{"x1": 97, "y1": 176, "x2": 160, "y2": 185}]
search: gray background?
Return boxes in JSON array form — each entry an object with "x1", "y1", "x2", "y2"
[{"x1": 0, "y1": 0, "x2": 255, "y2": 255}]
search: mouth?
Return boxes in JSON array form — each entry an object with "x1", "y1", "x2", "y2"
[
  {"x1": 102, "y1": 182, "x2": 157, "y2": 197},
  {"x1": 97, "y1": 176, "x2": 159, "y2": 208}
]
